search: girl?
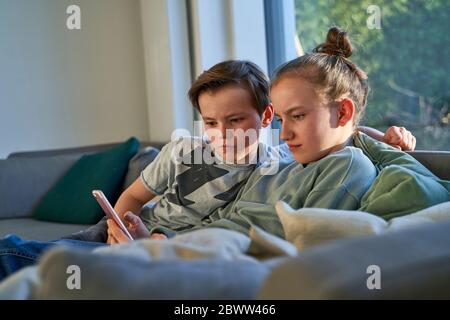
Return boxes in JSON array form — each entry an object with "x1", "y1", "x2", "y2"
[{"x1": 188, "y1": 26, "x2": 381, "y2": 238}]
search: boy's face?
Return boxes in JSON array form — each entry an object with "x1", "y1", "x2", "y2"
[
  {"x1": 271, "y1": 76, "x2": 346, "y2": 164},
  {"x1": 198, "y1": 84, "x2": 271, "y2": 163}
]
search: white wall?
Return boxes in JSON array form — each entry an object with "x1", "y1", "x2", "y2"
[
  {"x1": 0, "y1": 0, "x2": 149, "y2": 158},
  {"x1": 140, "y1": 0, "x2": 194, "y2": 142},
  {"x1": 188, "y1": 0, "x2": 269, "y2": 140},
  {"x1": 190, "y1": 0, "x2": 268, "y2": 75}
]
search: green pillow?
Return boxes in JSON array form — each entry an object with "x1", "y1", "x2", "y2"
[
  {"x1": 354, "y1": 133, "x2": 450, "y2": 219},
  {"x1": 33, "y1": 137, "x2": 140, "y2": 224}
]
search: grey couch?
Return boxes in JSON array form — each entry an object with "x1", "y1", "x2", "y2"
[
  {"x1": 1, "y1": 142, "x2": 449, "y2": 299},
  {"x1": 0, "y1": 141, "x2": 165, "y2": 241}
]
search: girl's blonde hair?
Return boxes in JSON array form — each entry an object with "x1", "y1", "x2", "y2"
[{"x1": 271, "y1": 27, "x2": 369, "y2": 125}]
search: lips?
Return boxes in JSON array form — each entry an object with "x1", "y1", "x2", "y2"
[{"x1": 287, "y1": 144, "x2": 302, "y2": 151}]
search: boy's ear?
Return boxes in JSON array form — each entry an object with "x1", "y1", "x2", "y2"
[
  {"x1": 261, "y1": 104, "x2": 274, "y2": 127},
  {"x1": 337, "y1": 98, "x2": 354, "y2": 126}
]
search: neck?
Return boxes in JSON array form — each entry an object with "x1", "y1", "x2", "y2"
[{"x1": 330, "y1": 127, "x2": 354, "y2": 153}]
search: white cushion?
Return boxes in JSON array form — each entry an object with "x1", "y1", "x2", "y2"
[{"x1": 275, "y1": 201, "x2": 450, "y2": 251}]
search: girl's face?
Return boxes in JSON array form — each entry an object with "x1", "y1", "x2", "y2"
[{"x1": 271, "y1": 76, "x2": 347, "y2": 164}]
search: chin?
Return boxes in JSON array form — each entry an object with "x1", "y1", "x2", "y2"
[{"x1": 293, "y1": 152, "x2": 319, "y2": 165}]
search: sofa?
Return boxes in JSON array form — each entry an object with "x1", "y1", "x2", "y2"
[
  {"x1": 0, "y1": 141, "x2": 449, "y2": 299},
  {"x1": 0, "y1": 141, "x2": 165, "y2": 241}
]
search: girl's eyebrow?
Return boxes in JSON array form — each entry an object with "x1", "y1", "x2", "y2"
[
  {"x1": 287, "y1": 106, "x2": 308, "y2": 114},
  {"x1": 277, "y1": 106, "x2": 308, "y2": 116}
]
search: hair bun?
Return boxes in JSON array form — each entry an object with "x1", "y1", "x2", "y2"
[{"x1": 314, "y1": 27, "x2": 353, "y2": 58}]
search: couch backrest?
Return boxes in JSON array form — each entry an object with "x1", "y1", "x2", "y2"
[
  {"x1": 2, "y1": 142, "x2": 449, "y2": 220},
  {"x1": 1, "y1": 142, "x2": 163, "y2": 219},
  {"x1": 407, "y1": 151, "x2": 450, "y2": 180},
  {"x1": 7, "y1": 141, "x2": 166, "y2": 159}
]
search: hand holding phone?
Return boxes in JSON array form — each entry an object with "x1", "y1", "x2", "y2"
[{"x1": 92, "y1": 190, "x2": 134, "y2": 241}]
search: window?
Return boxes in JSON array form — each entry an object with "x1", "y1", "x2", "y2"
[{"x1": 294, "y1": 0, "x2": 450, "y2": 150}]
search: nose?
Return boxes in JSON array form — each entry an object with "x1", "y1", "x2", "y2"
[
  {"x1": 217, "y1": 123, "x2": 227, "y2": 140},
  {"x1": 214, "y1": 123, "x2": 236, "y2": 143},
  {"x1": 280, "y1": 121, "x2": 294, "y2": 142}
]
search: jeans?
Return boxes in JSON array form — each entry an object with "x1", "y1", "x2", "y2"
[{"x1": 0, "y1": 234, "x2": 106, "y2": 282}]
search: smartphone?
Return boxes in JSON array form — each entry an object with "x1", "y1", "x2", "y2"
[{"x1": 92, "y1": 190, "x2": 134, "y2": 241}]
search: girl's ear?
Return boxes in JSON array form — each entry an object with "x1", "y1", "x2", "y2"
[
  {"x1": 261, "y1": 104, "x2": 274, "y2": 127},
  {"x1": 337, "y1": 98, "x2": 355, "y2": 126}
]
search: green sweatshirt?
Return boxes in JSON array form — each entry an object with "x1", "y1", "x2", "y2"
[{"x1": 186, "y1": 143, "x2": 377, "y2": 239}]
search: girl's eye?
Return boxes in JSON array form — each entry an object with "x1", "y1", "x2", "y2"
[
  {"x1": 275, "y1": 117, "x2": 283, "y2": 123},
  {"x1": 292, "y1": 113, "x2": 306, "y2": 120}
]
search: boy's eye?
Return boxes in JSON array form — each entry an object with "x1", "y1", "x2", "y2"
[
  {"x1": 205, "y1": 121, "x2": 217, "y2": 127},
  {"x1": 230, "y1": 118, "x2": 244, "y2": 123},
  {"x1": 292, "y1": 113, "x2": 306, "y2": 120}
]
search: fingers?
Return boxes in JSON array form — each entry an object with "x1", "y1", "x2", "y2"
[
  {"x1": 107, "y1": 235, "x2": 118, "y2": 245},
  {"x1": 397, "y1": 126, "x2": 408, "y2": 150},
  {"x1": 397, "y1": 127, "x2": 416, "y2": 151},
  {"x1": 123, "y1": 212, "x2": 151, "y2": 239},
  {"x1": 384, "y1": 126, "x2": 417, "y2": 151},
  {"x1": 384, "y1": 126, "x2": 402, "y2": 145},
  {"x1": 107, "y1": 232, "x2": 118, "y2": 245},
  {"x1": 107, "y1": 219, "x2": 130, "y2": 244},
  {"x1": 405, "y1": 129, "x2": 416, "y2": 151},
  {"x1": 150, "y1": 232, "x2": 168, "y2": 240},
  {"x1": 411, "y1": 135, "x2": 416, "y2": 150},
  {"x1": 124, "y1": 211, "x2": 139, "y2": 225},
  {"x1": 107, "y1": 220, "x2": 118, "y2": 245}
]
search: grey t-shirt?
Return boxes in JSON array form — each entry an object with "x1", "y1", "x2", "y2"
[{"x1": 139, "y1": 136, "x2": 290, "y2": 231}]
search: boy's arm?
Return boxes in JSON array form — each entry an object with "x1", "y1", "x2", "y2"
[
  {"x1": 358, "y1": 126, "x2": 416, "y2": 151},
  {"x1": 113, "y1": 177, "x2": 156, "y2": 219},
  {"x1": 107, "y1": 177, "x2": 156, "y2": 244}
]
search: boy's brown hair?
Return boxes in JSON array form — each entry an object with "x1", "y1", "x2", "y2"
[{"x1": 188, "y1": 60, "x2": 270, "y2": 115}]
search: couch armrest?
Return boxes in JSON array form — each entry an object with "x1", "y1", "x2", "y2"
[{"x1": 0, "y1": 154, "x2": 80, "y2": 219}]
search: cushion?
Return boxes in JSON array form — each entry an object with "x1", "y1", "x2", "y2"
[
  {"x1": 354, "y1": 133, "x2": 450, "y2": 219},
  {"x1": 123, "y1": 146, "x2": 160, "y2": 190},
  {"x1": 32, "y1": 137, "x2": 139, "y2": 224},
  {"x1": 275, "y1": 200, "x2": 450, "y2": 251}
]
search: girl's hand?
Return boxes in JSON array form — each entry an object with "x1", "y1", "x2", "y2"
[{"x1": 383, "y1": 126, "x2": 416, "y2": 151}]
